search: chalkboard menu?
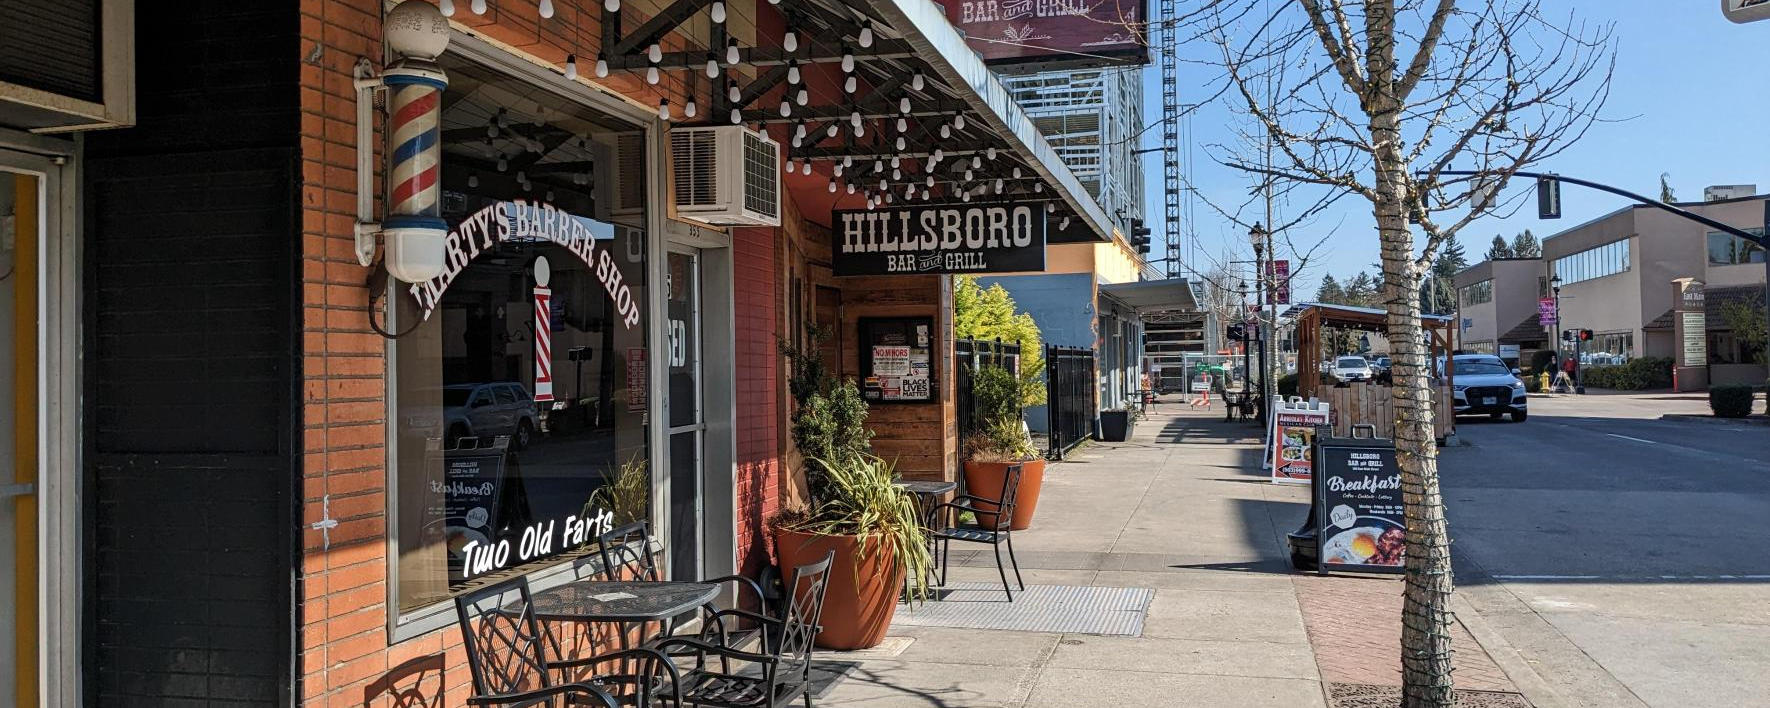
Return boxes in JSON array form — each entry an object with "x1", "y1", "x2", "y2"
[
  {"x1": 433, "y1": 440, "x2": 511, "y2": 577},
  {"x1": 859, "y1": 317, "x2": 936, "y2": 403},
  {"x1": 1314, "y1": 432, "x2": 1406, "y2": 574}
]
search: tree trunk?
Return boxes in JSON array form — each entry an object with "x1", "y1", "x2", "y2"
[{"x1": 1367, "y1": 2, "x2": 1455, "y2": 706}]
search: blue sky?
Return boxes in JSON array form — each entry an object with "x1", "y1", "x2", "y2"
[{"x1": 1134, "y1": 0, "x2": 1770, "y2": 298}]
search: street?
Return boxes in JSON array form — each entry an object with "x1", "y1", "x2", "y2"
[{"x1": 1442, "y1": 393, "x2": 1770, "y2": 708}]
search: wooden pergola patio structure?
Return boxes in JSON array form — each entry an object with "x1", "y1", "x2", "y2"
[{"x1": 1288, "y1": 303, "x2": 1457, "y2": 441}]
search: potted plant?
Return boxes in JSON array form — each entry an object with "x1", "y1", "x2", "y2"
[
  {"x1": 1099, "y1": 404, "x2": 1136, "y2": 442},
  {"x1": 772, "y1": 452, "x2": 931, "y2": 650},
  {"x1": 962, "y1": 364, "x2": 1046, "y2": 530}
]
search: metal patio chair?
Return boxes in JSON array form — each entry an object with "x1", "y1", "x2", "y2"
[
  {"x1": 597, "y1": 521, "x2": 773, "y2": 649},
  {"x1": 455, "y1": 576, "x2": 681, "y2": 707},
  {"x1": 650, "y1": 551, "x2": 835, "y2": 708},
  {"x1": 927, "y1": 463, "x2": 1025, "y2": 601}
]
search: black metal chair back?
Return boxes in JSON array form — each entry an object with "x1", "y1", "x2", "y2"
[
  {"x1": 983, "y1": 464, "x2": 1023, "y2": 532},
  {"x1": 599, "y1": 520, "x2": 659, "y2": 582},
  {"x1": 775, "y1": 551, "x2": 835, "y2": 685},
  {"x1": 454, "y1": 578, "x2": 555, "y2": 700}
]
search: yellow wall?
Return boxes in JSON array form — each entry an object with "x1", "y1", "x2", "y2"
[{"x1": 1005, "y1": 238, "x2": 1147, "y2": 283}]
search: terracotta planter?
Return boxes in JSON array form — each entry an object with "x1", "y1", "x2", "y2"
[
  {"x1": 773, "y1": 527, "x2": 903, "y2": 650},
  {"x1": 962, "y1": 458, "x2": 1046, "y2": 531}
]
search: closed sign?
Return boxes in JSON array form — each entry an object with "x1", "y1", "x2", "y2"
[{"x1": 833, "y1": 204, "x2": 1047, "y2": 276}]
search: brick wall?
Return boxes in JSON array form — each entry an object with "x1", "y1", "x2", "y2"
[{"x1": 732, "y1": 222, "x2": 781, "y2": 579}]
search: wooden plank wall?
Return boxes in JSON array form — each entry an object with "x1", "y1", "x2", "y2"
[{"x1": 1321, "y1": 382, "x2": 1453, "y2": 441}]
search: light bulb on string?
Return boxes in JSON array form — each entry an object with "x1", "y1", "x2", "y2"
[
  {"x1": 726, "y1": 39, "x2": 740, "y2": 65},
  {"x1": 799, "y1": 158, "x2": 810, "y2": 174},
  {"x1": 727, "y1": 81, "x2": 741, "y2": 102},
  {"x1": 658, "y1": 99, "x2": 671, "y2": 121},
  {"x1": 497, "y1": 157, "x2": 508, "y2": 172},
  {"x1": 1060, "y1": 216, "x2": 1071, "y2": 229},
  {"x1": 939, "y1": 125, "x2": 950, "y2": 139},
  {"x1": 784, "y1": 31, "x2": 798, "y2": 53},
  {"x1": 711, "y1": 0, "x2": 725, "y2": 23},
  {"x1": 1046, "y1": 202, "x2": 1055, "y2": 213},
  {"x1": 932, "y1": 148, "x2": 943, "y2": 163},
  {"x1": 843, "y1": 156, "x2": 854, "y2": 167},
  {"x1": 684, "y1": 99, "x2": 697, "y2": 118},
  {"x1": 965, "y1": 169, "x2": 974, "y2": 181},
  {"x1": 472, "y1": 0, "x2": 487, "y2": 14},
  {"x1": 994, "y1": 178, "x2": 1004, "y2": 193},
  {"x1": 906, "y1": 184, "x2": 916, "y2": 199},
  {"x1": 972, "y1": 156, "x2": 983, "y2": 169},
  {"x1": 1012, "y1": 167, "x2": 1022, "y2": 179},
  {"x1": 912, "y1": 70, "x2": 925, "y2": 91},
  {"x1": 603, "y1": 0, "x2": 618, "y2": 11},
  {"x1": 841, "y1": 48, "x2": 855, "y2": 73},
  {"x1": 962, "y1": 191, "x2": 971, "y2": 203},
  {"x1": 895, "y1": 136, "x2": 906, "y2": 150},
  {"x1": 873, "y1": 159, "x2": 883, "y2": 172},
  {"x1": 779, "y1": 100, "x2": 791, "y2": 117},
  {"x1": 646, "y1": 66, "x2": 659, "y2": 84},
  {"x1": 440, "y1": 0, "x2": 455, "y2": 16},
  {"x1": 522, "y1": 180, "x2": 532, "y2": 192},
  {"x1": 784, "y1": 159, "x2": 794, "y2": 175},
  {"x1": 878, "y1": 178, "x2": 887, "y2": 191},
  {"x1": 858, "y1": 21, "x2": 874, "y2": 47},
  {"x1": 1035, "y1": 183, "x2": 1044, "y2": 193},
  {"x1": 896, "y1": 117, "x2": 907, "y2": 132},
  {"x1": 790, "y1": 134, "x2": 802, "y2": 148},
  {"x1": 516, "y1": 170, "x2": 528, "y2": 182},
  {"x1": 495, "y1": 108, "x2": 507, "y2": 128},
  {"x1": 833, "y1": 162, "x2": 843, "y2": 177},
  {"x1": 706, "y1": 55, "x2": 719, "y2": 78},
  {"x1": 954, "y1": 114, "x2": 966, "y2": 130},
  {"x1": 986, "y1": 147, "x2": 997, "y2": 160},
  {"x1": 892, "y1": 168, "x2": 901, "y2": 180},
  {"x1": 826, "y1": 124, "x2": 839, "y2": 138},
  {"x1": 899, "y1": 96, "x2": 911, "y2": 114},
  {"x1": 595, "y1": 54, "x2": 609, "y2": 77},
  {"x1": 850, "y1": 111, "x2": 862, "y2": 128},
  {"x1": 564, "y1": 55, "x2": 579, "y2": 80},
  {"x1": 787, "y1": 61, "x2": 801, "y2": 84},
  {"x1": 846, "y1": 182, "x2": 856, "y2": 194},
  {"x1": 925, "y1": 175, "x2": 934, "y2": 187},
  {"x1": 828, "y1": 180, "x2": 838, "y2": 193},
  {"x1": 884, "y1": 192, "x2": 893, "y2": 204},
  {"x1": 730, "y1": 108, "x2": 742, "y2": 124},
  {"x1": 539, "y1": 0, "x2": 555, "y2": 18},
  {"x1": 797, "y1": 88, "x2": 809, "y2": 105},
  {"x1": 795, "y1": 122, "x2": 807, "y2": 139},
  {"x1": 648, "y1": 44, "x2": 663, "y2": 63},
  {"x1": 486, "y1": 123, "x2": 498, "y2": 138},
  {"x1": 890, "y1": 155, "x2": 900, "y2": 168},
  {"x1": 921, "y1": 189, "x2": 930, "y2": 200},
  {"x1": 545, "y1": 189, "x2": 555, "y2": 201},
  {"x1": 467, "y1": 172, "x2": 478, "y2": 188},
  {"x1": 844, "y1": 76, "x2": 857, "y2": 93}
]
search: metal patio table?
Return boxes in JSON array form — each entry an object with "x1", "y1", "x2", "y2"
[{"x1": 531, "y1": 580, "x2": 720, "y2": 623}]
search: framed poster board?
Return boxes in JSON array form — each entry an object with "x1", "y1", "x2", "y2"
[
  {"x1": 1314, "y1": 429, "x2": 1405, "y2": 574},
  {"x1": 1268, "y1": 399, "x2": 1329, "y2": 485},
  {"x1": 859, "y1": 317, "x2": 936, "y2": 403}
]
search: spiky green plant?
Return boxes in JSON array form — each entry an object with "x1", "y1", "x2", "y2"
[
  {"x1": 778, "y1": 453, "x2": 933, "y2": 603},
  {"x1": 586, "y1": 453, "x2": 650, "y2": 528}
]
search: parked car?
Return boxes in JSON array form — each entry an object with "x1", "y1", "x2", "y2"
[
  {"x1": 1331, "y1": 356, "x2": 1373, "y2": 382},
  {"x1": 1449, "y1": 354, "x2": 1528, "y2": 422},
  {"x1": 443, "y1": 382, "x2": 539, "y2": 449}
]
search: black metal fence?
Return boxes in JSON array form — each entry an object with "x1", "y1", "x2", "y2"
[
  {"x1": 1046, "y1": 344, "x2": 1097, "y2": 459},
  {"x1": 955, "y1": 338, "x2": 1022, "y2": 455}
]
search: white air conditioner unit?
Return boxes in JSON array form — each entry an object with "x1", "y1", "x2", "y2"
[{"x1": 670, "y1": 126, "x2": 781, "y2": 227}]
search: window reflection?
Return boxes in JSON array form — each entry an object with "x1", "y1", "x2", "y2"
[{"x1": 1552, "y1": 239, "x2": 1630, "y2": 286}]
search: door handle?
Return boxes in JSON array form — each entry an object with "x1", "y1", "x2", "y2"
[{"x1": 0, "y1": 482, "x2": 35, "y2": 498}]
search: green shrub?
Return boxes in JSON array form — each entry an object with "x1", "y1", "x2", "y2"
[
  {"x1": 1710, "y1": 384, "x2": 1754, "y2": 418},
  {"x1": 1581, "y1": 357, "x2": 1673, "y2": 390},
  {"x1": 1277, "y1": 373, "x2": 1300, "y2": 398}
]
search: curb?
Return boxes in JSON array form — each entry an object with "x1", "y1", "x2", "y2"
[
  {"x1": 1452, "y1": 593, "x2": 1566, "y2": 708},
  {"x1": 1659, "y1": 413, "x2": 1770, "y2": 427}
]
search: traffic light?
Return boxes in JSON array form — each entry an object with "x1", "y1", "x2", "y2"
[
  {"x1": 1562, "y1": 329, "x2": 1574, "y2": 342},
  {"x1": 1537, "y1": 175, "x2": 1562, "y2": 219},
  {"x1": 1579, "y1": 329, "x2": 1593, "y2": 342},
  {"x1": 1129, "y1": 219, "x2": 1152, "y2": 253}
]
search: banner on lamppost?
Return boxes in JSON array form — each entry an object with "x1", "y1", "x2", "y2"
[
  {"x1": 1538, "y1": 297, "x2": 1557, "y2": 326},
  {"x1": 1269, "y1": 259, "x2": 1291, "y2": 305}
]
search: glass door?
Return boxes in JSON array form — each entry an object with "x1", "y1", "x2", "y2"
[
  {"x1": 665, "y1": 248, "x2": 705, "y2": 582},
  {"x1": 1, "y1": 162, "x2": 41, "y2": 707}
]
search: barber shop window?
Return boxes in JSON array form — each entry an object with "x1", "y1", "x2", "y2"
[{"x1": 389, "y1": 56, "x2": 653, "y2": 617}]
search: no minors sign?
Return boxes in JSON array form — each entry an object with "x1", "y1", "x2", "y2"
[{"x1": 833, "y1": 204, "x2": 1047, "y2": 276}]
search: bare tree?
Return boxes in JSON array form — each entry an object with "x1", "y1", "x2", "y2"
[{"x1": 1184, "y1": 2, "x2": 1614, "y2": 705}]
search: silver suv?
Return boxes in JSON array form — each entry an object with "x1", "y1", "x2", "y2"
[{"x1": 443, "y1": 382, "x2": 539, "y2": 449}]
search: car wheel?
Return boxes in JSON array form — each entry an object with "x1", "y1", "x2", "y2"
[
  {"x1": 514, "y1": 419, "x2": 535, "y2": 450},
  {"x1": 1510, "y1": 410, "x2": 1528, "y2": 423}
]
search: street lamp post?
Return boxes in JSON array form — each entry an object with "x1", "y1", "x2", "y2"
[{"x1": 1250, "y1": 222, "x2": 1270, "y2": 422}]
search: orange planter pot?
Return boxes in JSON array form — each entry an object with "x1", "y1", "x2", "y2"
[
  {"x1": 962, "y1": 459, "x2": 1046, "y2": 531},
  {"x1": 773, "y1": 528, "x2": 903, "y2": 650}
]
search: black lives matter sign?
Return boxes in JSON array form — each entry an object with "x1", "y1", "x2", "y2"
[{"x1": 832, "y1": 204, "x2": 1047, "y2": 276}]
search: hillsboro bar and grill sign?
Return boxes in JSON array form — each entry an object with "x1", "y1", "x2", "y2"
[
  {"x1": 834, "y1": 204, "x2": 1047, "y2": 276},
  {"x1": 939, "y1": 0, "x2": 1151, "y2": 66}
]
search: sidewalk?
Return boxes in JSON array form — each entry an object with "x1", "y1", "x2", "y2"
[{"x1": 816, "y1": 400, "x2": 1536, "y2": 708}]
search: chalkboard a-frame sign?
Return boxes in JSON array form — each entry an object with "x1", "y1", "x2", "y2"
[
  {"x1": 1313, "y1": 426, "x2": 1407, "y2": 575},
  {"x1": 859, "y1": 317, "x2": 937, "y2": 403}
]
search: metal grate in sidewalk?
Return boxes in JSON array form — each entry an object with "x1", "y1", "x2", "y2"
[{"x1": 891, "y1": 583, "x2": 1155, "y2": 636}]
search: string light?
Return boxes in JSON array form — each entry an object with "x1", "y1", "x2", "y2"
[
  {"x1": 932, "y1": 148, "x2": 943, "y2": 163},
  {"x1": 890, "y1": 156, "x2": 900, "y2": 168},
  {"x1": 727, "y1": 81, "x2": 741, "y2": 102},
  {"x1": 729, "y1": 108, "x2": 742, "y2": 124},
  {"x1": 986, "y1": 147, "x2": 997, "y2": 160},
  {"x1": 711, "y1": 0, "x2": 726, "y2": 23},
  {"x1": 965, "y1": 169, "x2": 974, "y2": 181},
  {"x1": 726, "y1": 39, "x2": 740, "y2": 65},
  {"x1": 826, "y1": 123, "x2": 839, "y2": 137},
  {"x1": 921, "y1": 189, "x2": 930, "y2": 200},
  {"x1": 1046, "y1": 202, "x2": 1056, "y2": 213},
  {"x1": 799, "y1": 158, "x2": 810, "y2": 173},
  {"x1": 486, "y1": 122, "x2": 498, "y2": 138},
  {"x1": 844, "y1": 156, "x2": 854, "y2": 167},
  {"x1": 892, "y1": 168, "x2": 902, "y2": 180},
  {"x1": 795, "y1": 123, "x2": 807, "y2": 140},
  {"x1": 787, "y1": 61, "x2": 801, "y2": 85},
  {"x1": 564, "y1": 55, "x2": 578, "y2": 80},
  {"x1": 896, "y1": 117, "x2": 907, "y2": 132},
  {"x1": 899, "y1": 96, "x2": 911, "y2": 114},
  {"x1": 472, "y1": 0, "x2": 487, "y2": 14},
  {"x1": 604, "y1": 0, "x2": 618, "y2": 11},
  {"x1": 497, "y1": 157, "x2": 508, "y2": 172},
  {"x1": 516, "y1": 170, "x2": 528, "y2": 182},
  {"x1": 658, "y1": 99, "x2": 671, "y2": 121},
  {"x1": 539, "y1": 0, "x2": 555, "y2": 18},
  {"x1": 648, "y1": 44, "x2": 663, "y2": 63},
  {"x1": 595, "y1": 54, "x2": 609, "y2": 77},
  {"x1": 545, "y1": 188, "x2": 555, "y2": 201},
  {"x1": 858, "y1": 20, "x2": 874, "y2": 47},
  {"x1": 847, "y1": 182, "x2": 856, "y2": 194},
  {"x1": 1061, "y1": 216, "x2": 1071, "y2": 229},
  {"x1": 841, "y1": 47, "x2": 854, "y2": 73},
  {"x1": 954, "y1": 114, "x2": 966, "y2": 130},
  {"x1": 784, "y1": 30, "x2": 799, "y2": 53},
  {"x1": 797, "y1": 87, "x2": 809, "y2": 105},
  {"x1": 829, "y1": 180, "x2": 838, "y2": 193},
  {"x1": 896, "y1": 136, "x2": 906, "y2": 150},
  {"x1": 940, "y1": 125, "x2": 950, "y2": 139},
  {"x1": 972, "y1": 155, "x2": 983, "y2": 169},
  {"x1": 779, "y1": 99, "x2": 792, "y2": 117},
  {"x1": 1035, "y1": 183, "x2": 1044, "y2": 193},
  {"x1": 784, "y1": 159, "x2": 795, "y2": 174},
  {"x1": 440, "y1": 0, "x2": 455, "y2": 16},
  {"x1": 646, "y1": 66, "x2": 660, "y2": 84},
  {"x1": 684, "y1": 98, "x2": 697, "y2": 118},
  {"x1": 850, "y1": 110, "x2": 862, "y2": 128},
  {"x1": 873, "y1": 159, "x2": 884, "y2": 173},
  {"x1": 844, "y1": 76, "x2": 857, "y2": 93},
  {"x1": 1012, "y1": 167, "x2": 1022, "y2": 179},
  {"x1": 706, "y1": 55, "x2": 719, "y2": 78},
  {"x1": 833, "y1": 162, "x2": 844, "y2": 176},
  {"x1": 912, "y1": 70, "x2": 925, "y2": 91},
  {"x1": 925, "y1": 175, "x2": 935, "y2": 187},
  {"x1": 995, "y1": 178, "x2": 1004, "y2": 193},
  {"x1": 467, "y1": 172, "x2": 478, "y2": 187}
]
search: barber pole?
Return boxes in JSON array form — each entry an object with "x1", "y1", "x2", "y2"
[
  {"x1": 533, "y1": 256, "x2": 554, "y2": 403},
  {"x1": 386, "y1": 71, "x2": 445, "y2": 219}
]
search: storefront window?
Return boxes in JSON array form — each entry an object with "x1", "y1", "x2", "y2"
[
  {"x1": 1706, "y1": 229, "x2": 1765, "y2": 266},
  {"x1": 391, "y1": 56, "x2": 651, "y2": 615}
]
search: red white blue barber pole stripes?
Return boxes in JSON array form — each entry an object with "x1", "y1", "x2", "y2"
[
  {"x1": 384, "y1": 69, "x2": 448, "y2": 235},
  {"x1": 533, "y1": 256, "x2": 554, "y2": 403}
]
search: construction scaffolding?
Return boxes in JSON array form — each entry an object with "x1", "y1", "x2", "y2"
[{"x1": 998, "y1": 68, "x2": 1144, "y2": 236}]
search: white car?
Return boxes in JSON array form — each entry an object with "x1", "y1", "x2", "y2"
[
  {"x1": 1332, "y1": 356, "x2": 1373, "y2": 382},
  {"x1": 1449, "y1": 354, "x2": 1528, "y2": 422},
  {"x1": 443, "y1": 382, "x2": 539, "y2": 449}
]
